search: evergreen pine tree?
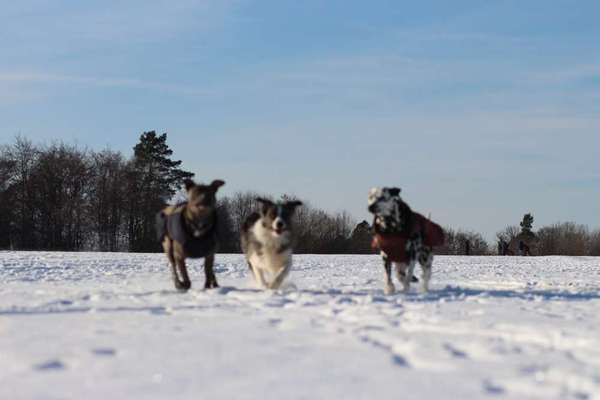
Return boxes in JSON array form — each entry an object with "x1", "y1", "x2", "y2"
[
  {"x1": 126, "y1": 131, "x2": 194, "y2": 252},
  {"x1": 350, "y1": 221, "x2": 373, "y2": 254},
  {"x1": 520, "y1": 213, "x2": 535, "y2": 237}
]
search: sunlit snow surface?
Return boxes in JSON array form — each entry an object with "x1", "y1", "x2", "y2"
[{"x1": 1, "y1": 252, "x2": 599, "y2": 400}]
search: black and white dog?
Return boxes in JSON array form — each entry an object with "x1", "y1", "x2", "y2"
[
  {"x1": 241, "y1": 198, "x2": 303, "y2": 289},
  {"x1": 368, "y1": 187, "x2": 444, "y2": 294}
]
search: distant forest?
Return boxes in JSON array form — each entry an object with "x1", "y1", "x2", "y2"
[{"x1": 1, "y1": 133, "x2": 599, "y2": 256}]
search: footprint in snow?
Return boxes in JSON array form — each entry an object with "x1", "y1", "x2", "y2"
[
  {"x1": 92, "y1": 347, "x2": 117, "y2": 357},
  {"x1": 264, "y1": 297, "x2": 294, "y2": 308},
  {"x1": 443, "y1": 343, "x2": 469, "y2": 359},
  {"x1": 369, "y1": 295, "x2": 393, "y2": 303},
  {"x1": 34, "y1": 360, "x2": 66, "y2": 371},
  {"x1": 572, "y1": 391, "x2": 590, "y2": 400},
  {"x1": 391, "y1": 354, "x2": 409, "y2": 367},
  {"x1": 149, "y1": 307, "x2": 171, "y2": 316},
  {"x1": 45, "y1": 299, "x2": 73, "y2": 307},
  {"x1": 483, "y1": 380, "x2": 505, "y2": 396},
  {"x1": 336, "y1": 296, "x2": 356, "y2": 305},
  {"x1": 215, "y1": 286, "x2": 238, "y2": 295},
  {"x1": 358, "y1": 335, "x2": 410, "y2": 368}
]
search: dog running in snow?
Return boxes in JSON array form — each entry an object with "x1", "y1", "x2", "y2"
[
  {"x1": 156, "y1": 179, "x2": 225, "y2": 291},
  {"x1": 368, "y1": 187, "x2": 444, "y2": 294},
  {"x1": 241, "y1": 198, "x2": 303, "y2": 289}
]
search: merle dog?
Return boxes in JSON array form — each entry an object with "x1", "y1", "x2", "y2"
[
  {"x1": 241, "y1": 198, "x2": 303, "y2": 289},
  {"x1": 156, "y1": 179, "x2": 225, "y2": 291},
  {"x1": 368, "y1": 187, "x2": 444, "y2": 294}
]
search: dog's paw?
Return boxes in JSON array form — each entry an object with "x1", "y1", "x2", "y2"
[
  {"x1": 204, "y1": 281, "x2": 219, "y2": 289},
  {"x1": 174, "y1": 280, "x2": 191, "y2": 292},
  {"x1": 384, "y1": 283, "x2": 396, "y2": 295},
  {"x1": 399, "y1": 271, "x2": 419, "y2": 283}
]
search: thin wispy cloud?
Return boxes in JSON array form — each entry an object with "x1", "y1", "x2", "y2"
[
  {"x1": 2, "y1": 0, "x2": 242, "y2": 43},
  {"x1": 0, "y1": 72, "x2": 213, "y2": 96}
]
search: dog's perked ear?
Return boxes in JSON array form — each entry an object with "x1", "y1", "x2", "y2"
[
  {"x1": 256, "y1": 197, "x2": 274, "y2": 215},
  {"x1": 184, "y1": 179, "x2": 196, "y2": 191},
  {"x1": 387, "y1": 187, "x2": 401, "y2": 197},
  {"x1": 210, "y1": 179, "x2": 225, "y2": 191},
  {"x1": 256, "y1": 197, "x2": 273, "y2": 206},
  {"x1": 283, "y1": 200, "x2": 303, "y2": 213}
]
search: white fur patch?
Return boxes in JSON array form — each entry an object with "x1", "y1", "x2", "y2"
[
  {"x1": 368, "y1": 187, "x2": 396, "y2": 217},
  {"x1": 249, "y1": 219, "x2": 292, "y2": 276},
  {"x1": 375, "y1": 198, "x2": 396, "y2": 216},
  {"x1": 368, "y1": 188, "x2": 382, "y2": 206}
]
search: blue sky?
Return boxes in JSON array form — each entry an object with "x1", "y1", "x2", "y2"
[{"x1": 2, "y1": 0, "x2": 600, "y2": 240}]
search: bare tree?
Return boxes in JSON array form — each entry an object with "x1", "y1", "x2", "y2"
[
  {"x1": 89, "y1": 150, "x2": 127, "y2": 251},
  {"x1": 0, "y1": 145, "x2": 17, "y2": 248},
  {"x1": 496, "y1": 225, "x2": 520, "y2": 244},
  {"x1": 588, "y1": 229, "x2": 600, "y2": 256},
  {"x1": 4, "y1": 137, "x2": 39, "y2": 249},
  {"x1": 438, "y1": 227, "x2": 489, "y2": 255},
  {"x1": 29, "y1": 142, "x2": 91, "y2": 250},
  {"x1": 537, "y1": 222, "x2": 588, "y2": 256}
]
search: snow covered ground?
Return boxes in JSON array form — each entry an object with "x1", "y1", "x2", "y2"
[{"x1": 1, "y1": 252, "x2": 599, "y2": 400}]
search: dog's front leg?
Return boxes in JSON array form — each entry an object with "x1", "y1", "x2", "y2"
[
  {"x1": 268, "y1": 262, "x2": 291, "y2": 290},
  {"x1": 203, "y1": 254, "x2": 219, "y2": 289},
  {"x1": 418, "y1": 249, "x2": 433, "y2": 293},
  {"x1": 395, "y1": 263, "x2": 419, "y2": 283},
  {"x1": 401, "y1": 260, "x2": 416, "y2": 293},
  {"x1": 166, "y1": 242, "x2": 191, "y2": 291},
  {"x1": 170, "y1": 262, "x2": 183, "y2": 290},
  {"x1": 383, "y1": 257, "x2": 395, "y2": 295},
  {"x1": 251, "y1": 263, "x2": 268, "y2": 289},
  {"x1": 164, "y1": 240, "x2": 179, "y2": 288},
  {"x1": 175, "y1": 256, "x2": 191, "y2": 292}
]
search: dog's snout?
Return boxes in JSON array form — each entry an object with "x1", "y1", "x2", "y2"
[
  {"x1": 368, "y1": 203, "x2": 376, "y2": 213},
  {"x1": 275, "y1": 220, "x2": 285, "y2": 230}
]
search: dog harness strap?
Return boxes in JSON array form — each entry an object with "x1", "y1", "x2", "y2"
[
  {"x1": 166, "y1": 211, "x2": 190, "y2": 245},
  {"x1": 165, "y1": 209, "x2": 218, "y2": 259}
]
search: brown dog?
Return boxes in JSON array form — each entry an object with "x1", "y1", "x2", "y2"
[{"x1": 156, "y1": 179, "x2": 225, "y2": 291}]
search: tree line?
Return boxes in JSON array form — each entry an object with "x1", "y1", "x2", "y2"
[
  {"x1": 0, "y1": 133, "x2": 193, "y2": 252},
  {"x1": 495, "y1": 215, "x2": 600, "y2": 256},
  {"x1": 438, "y1": 214, "x2": 600, "y2": 256},
  {"x1": 1, "y1": 134, "x2": 599, "y2": 255},
  {"x1": 0, "y1": 133, "x2": 365, "y2": 253}
]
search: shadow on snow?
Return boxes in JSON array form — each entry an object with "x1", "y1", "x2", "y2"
[{"x1": 1, "y1": 284, "x2": 598, "y2": 316}]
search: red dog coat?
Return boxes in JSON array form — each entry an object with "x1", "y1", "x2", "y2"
[{"x1": 372, "y1": 212, "x2": 444, "y2": 263}]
